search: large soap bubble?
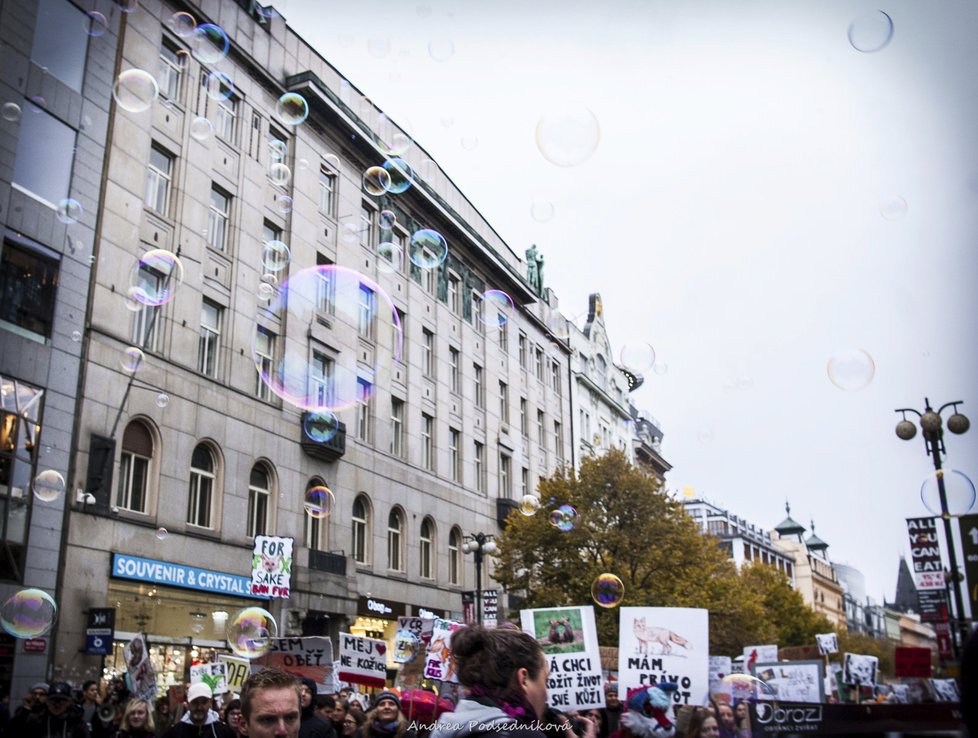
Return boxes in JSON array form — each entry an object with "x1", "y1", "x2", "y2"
[
  {"x1": 0, "y1": 589, "x2": 58, "y2": 638},
  {"x1": 227, "y1": 607, "x2": 277, "y2": 659}
]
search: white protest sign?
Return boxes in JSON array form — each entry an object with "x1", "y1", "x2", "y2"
[
  {"x1": 218, "y1": 655, "x2": 250, "y2": 693},
  {"x1": 617, "y1": 607, "x2": 709, "y2": 707},
  {"x1": 254, "y1": 637, "x2": 334, "y2": 693},
  {"x1": 250, "y1": 535, "x2": 293, "y2": 598},
  {"x1": 522, "y1": 606, "x2": 605, "y2": 711},
  {"x1": 338, "y1": 632, "x2": 388, "y2": 689},
  {"x1": 190, "y1": 662, "x2": 229, "y2": 695},
  {"x1": 423, "y1": 618, "x2": 463, "y2": 682},
  {"x1": 708, "y1": 655, "x2": 732, "y2": 701},
  {"x1": 743, "y1": 644, "x2": 779, "y2": 672},
  {"x1": 815, "y1": 633, "x2": 838, "y2": 656}
]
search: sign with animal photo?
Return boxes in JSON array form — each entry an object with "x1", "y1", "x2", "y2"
[
  {"x1": 522, "y1": 606, "x2": 605, "y2": 711},
  {"x1": 815, "y1": 633, "x2": 838, "y2": 656},
  {"x1": 337, "y1": 632, "x2": 387, "y2": 689},
  {"x1": 743, "y1": 644, "x2": 779, "y2": 674},
  {"x1": 423, "y1": 617, "x2": 463, "y2": 682},
  {"x1": 254, "y1": 637, "x2": 334, "y2": 693},
  {"x1": 617, "y1": 607, "x2": 708, "y2": 707},
  {"x1": 842, "y1": 653, "x2": 878, "y2": 687},
  {"x1": 123, "y1": 634, "x2": 157, "y2": 702},
  {"x1": 752, "y1": 661, "x2": 824, "y2": 703},
  {"x1": 190, "y1": 662, "x2": 229, "y2": 695},
  {"x1": 250, "y1": 535, "x2": 293, "y2": 598}
]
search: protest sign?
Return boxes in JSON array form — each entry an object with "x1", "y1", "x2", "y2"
[
  {"x1": 338, "y1": 632, "x2": 388, "y2": 689},
  {"x1": 218, "y1": 654, "x2": 250, "y2": 693},
  {"x1": 743, "y1": 644, "x2": 778, "y2": 673},
  {"x1": 617, "y1": 607, "x2": 708, "y2": 706},
  {"x1": 250, "y1": 535, "x2": 293, "y2": 598},
  {"x1": 842, "y1": 653, "x2": 878, "y2": 687},
  {"x1": 752, "y1": 661, "x2": 824, "y2": 703},
  {"x1": 190, "y1": 662, "x2": 228, "y2": 695},
  {"x1": 522, "y1": 606, "x2": 605, "y2": 711},
  {"x1": 123, "y1": 634, "x2": 157, "y2": 702},
  {"x1": 894, "y1": 646, "x2": 931, "y2": 678},
  {"x1": 423, "y1": 618, "x2": 463, "y2": 682},
  {"x1": 708, "y1": 656, "x2": 732, "y2": 702},
  {"x1": 815, "y1": 633, "x2": 838, "y2": 656},
  {"x1": 906, "y1": 518, "x2": 945, "y2": 590},
  {"x1": 255, "y1": 637, "x2": 334, "y2": 692}
]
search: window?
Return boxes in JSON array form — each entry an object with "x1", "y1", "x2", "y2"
[
  {"x1": 520, "y1": 398, "x2": 528, "y2": 437},
  {"x1": 12, "y1": 106, "x2": 75, "y2": 207},
  {"x1": 536, "y1": 409, "x2": 545, "y2": 447},
  {"x1": 359, "y1": 203, "x2": 374, "y2": 247},
  {"x1": 32, "y1": 0, "x2": 86, "y2": 92},
  {"x1": 145, "y1": 145, "x2": 173, "y2": 215},
  {"x1": 551, "y1": 361, "x2": 562, "y2": 394},
  {"x1": 518, "y1": 333, "x2": 528, "y2": 368},
  {"x1": 198, "y1": 300, "x2": 222, "y2": 377},
  {"x1": 159, "y1": 42, "x2": 185, "y2": 102},
  {"x1": 521, "y1": 467, "x2": 529, "y2": 497},
  {"x1": 216, "y1": 94, "x2": 238, "y2": 142},
  {"x1": 448, "y1": 275, "x2": 460, "y2": 313},
  {"x1": 254, "y1": 327, "x2": 275, "y2": 401},
  {"x1": 247, "y1": 464, "x2": 270, "y2": 538},
  {"x1": 449, "y1": 347, "x2": 460, "y2": 394},
  {"x1": 500, "y1": 454, "x2": 512, "y2": 498},
  {"x1": 498, "y1": 321, "x2": 509, "y2": 352},
  {"x1": 471, "y1": 291, "x2": 484, "y2": 332},
  {"x1": 316, "y1": 254, "x2": 334, "y2": 313},
  {"x1": 421, "y1": 413, "x2": 435, "y2": 471},
  {"x1": 352, "y1": 495, "x2": 369, "y2": 564},
  {"x1": 319, "y1": 165, "x2": 336, "y2": 216},
  {"x1": 356, "y1": 379, "x2": 372, "y2": 442},
  {"x1": 449, "y1": 428, "x2": 461, "y2": 482},
  {"x1": 304, "y1": 478, "x2": 327, "y2": 551},
  {"x1": 498, "y1": 382, "x2": 509, "y2": 424},
  {"x1": 387, "y1": 508, "x2": 404, "y2": 571},
  {"x1": 535, "y1": 346, "x2": 545, "y2": 381},
  {"x1": 187, "y1": 444, "x2": 216, "y2": 528},
  {"x1": 422, "y1": 328, "x2": 434, "y2": 376},
  {"x1": 310, "y1": 351, "x2": 334, "y2": 408},
  {"x1": 554, "y1": 421, "x2": 563, "y2": 461},
  {"x1": 474, "y1": 364, "x2": 484, "y2": 408},
  {"x1": 422, "y1": 261, "x2": 435, "y2": 294},
  {"x1": 420, "y1": 518, "x2": 434, "y2": 579},
  {"x1": 581, "y1": 410, "x2": 591, "y2": 441},
  {"x1": 390, "y1": 398, "x2": 404, "y2": 458},
  {"x1": 0, "y1": 239, "x2": 59, "y2": 341},
  {"x1": 448, "y1": 528, "x2": 461, "y2": 585},
  {"x1": 0, "y1": 376, "x2": 43, "y2": 580},
  {"x1": 268, "y1": 129, "x2": 288, "y2": 164},
  {"x1": 207, "y1": 186, "x2": 231, "y2": 252},
  {"x1": 116, "y1": 421, "x2": 153, "y2": 513},
  {"x1": 474, "y1": 441, "x2": 486, "y2": 493},
  {"x1": 358, "y1": 284, "x2": 376, "y2": 339}
]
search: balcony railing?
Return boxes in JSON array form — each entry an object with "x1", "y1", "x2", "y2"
[
  {"x1": 308, "y1": 550, "x2": 347, "y2": 575},
  {"x1": 300, "y1": 413, "x2": 346, "y2": 462}
]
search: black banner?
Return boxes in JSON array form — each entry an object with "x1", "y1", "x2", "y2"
[{"x1": 749, "y1": 701, "x2": 962, "y2": 736}]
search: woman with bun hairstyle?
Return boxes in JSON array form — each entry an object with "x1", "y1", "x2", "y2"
[{"x1": 429, "y1": 625, "x2": 553, "y2": 738}]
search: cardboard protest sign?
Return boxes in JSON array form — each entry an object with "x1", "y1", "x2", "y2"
[
  {"x1": 338, "y1": 632, "x2": 388, "y2": 689},
  {"x1": 743, "y1": 644, "x2": 778, "y2": 673},
  {"x1": 123, "y1": 634, "x2": 157, "y2": 701},
  {"x1": 929, "y1": 678, "x2": 959, "y2": 702},
  {"x1": 393, "y1": 616, "x2": 435, "y2": 689},
  {"x1": 190, "y1": 662, "x2": 229, "y2": 695},
  {"x1": 423, "y1": 618, "x2": 463, "y2": 682},
  {"x1": 218, "y1": 654, "x2": 250, "y2": 693},
  {"x1": 752, "y1": 661, "x2": 824, "y2": 703},
  {"x1": 250, "y1": 535, "x2": 293, "y2": 598},
  {"x1": 255, "y1": 637, "x2": 334, "y2": 692},
  {"x1": 708, "y1": 656, "x2": 732, "y2": 702},
  {"x1": 522, "y1": 606, "x2": 605, "y2": 711},
  {"x1": 617, "y1": 607, "x2": 708, "y2": 707},
  {"x1": 842, "y1": 653, "x2": 878, "y2": 687},
  {"x1": 815, "y1": 633, "x2": 838, "y2": 656}
]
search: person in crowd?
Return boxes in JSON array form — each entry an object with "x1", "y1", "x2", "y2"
[
  {"x1": 600, "y1": 686, "x2": 622, "y2": 738},
  {"x1": 24, "y1": 681, "x2": 89, "y2": 738},
  {"x1": 346, "y1": 701, "x2": 365, "y2": 721},
  {"x1": 341, "y1": 711, "x2": 364, "y2": 738},
  {"x1": 154, "y1": 697, "x2": 176, "y2": 737},
  {"x1": 7, "y1": 682, "x2": 49, "y2": 734},
  {"x1": 732, "y1": 703, "x2": 749, "y2": 738},
  {"x1": 239, "y1": 668, "x2": 302, "y2": 738},
  {"x1": 81, "y1": 681, "x2": 101, "y2": 728},
  {"x1": 163, "y1": 683, "x2": 234, "y2": 738},
  {"x1": 222, "y1": 699, "x2": 243, "y2": 736},
  {"x1": 118, "y1": 698, "x2": 157, "y2": 738},
  {"x1": 0, "y1": 690, "x2": 10, "y2": 734},
  {"x1": 429, "y1": 625, "x2": 552, "y2": 738},
  {"x1": 712, "y1": 703, "x2": 734, "y2": 738},
  {"x1": 296, "y1": 678, "x2": 334, "y2": 738},
  {"x1": 321, "y1": 697, "x2": 345, "y2": 734},
  {"x1": 683, "y1": 709, "x2": 719, "y2": 738},
  {"x1": 359, "y1": 691, "x2": 416, "y2": 738}
]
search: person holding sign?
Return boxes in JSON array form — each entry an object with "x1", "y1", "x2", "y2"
[{"x1": 429, "y1": 625, "x2": 550, "y2": 738}]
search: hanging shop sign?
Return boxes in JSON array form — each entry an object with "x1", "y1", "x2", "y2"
[{"x1": 85, "y1": 607, "x2": 115, "y2": 655}]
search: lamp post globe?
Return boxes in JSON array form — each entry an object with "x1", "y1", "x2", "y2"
[
  {"x1": 895, "y1": 420, "x2": 917, "y2": 441},
  {"x1": 920, "y1": 410, "x2": 943, "y2": 436},
  {"x1": 947, "y1": 412, "x2": 970, "y2": 435}
]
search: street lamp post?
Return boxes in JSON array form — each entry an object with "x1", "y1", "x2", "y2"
[
  {"x1": 895, "y1": 397, "x2": 971, "y2": 657},
  {"x1": 462, "y1": 533, "x2": 497, "y2": 625}
]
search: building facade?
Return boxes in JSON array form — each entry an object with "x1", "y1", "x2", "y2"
[
  {"x1": 771, "y1": 512, "x2": 846, "y2": 628},
  {"x1": 51, "y1": 0, "x2": 571, "y2": 692},
  {"x1": 0, "y1": 0, "x2": 119, "y2": 696}
]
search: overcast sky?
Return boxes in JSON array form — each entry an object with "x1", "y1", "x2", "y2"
[{"x1": 281, "y1": 0, "x2": 978, "y2": 607}]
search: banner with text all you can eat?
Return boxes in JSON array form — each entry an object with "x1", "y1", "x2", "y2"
[
  {"x1": 521, "y1": 605, "x2": 605, "y2": 712},
  {"x1": 617, "y1": 607, "x2": 709, "y2": 707},
  {"x1": 338, "y1": 632, "x2": 388, "y2": 689}
]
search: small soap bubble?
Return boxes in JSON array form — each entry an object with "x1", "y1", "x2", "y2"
[
  {"x1": 303, "y1": 485, "x2": 335, "y2": 519},
  {"x1": 379, "y1": 210, "x2": 397, "y2": 230},
  {"x1": 121, "y1": 346, "x2": 144, "y2": 373},
  {"x1": 56, "y1": 198, "x2": 83, "y2": 224},
  {"x1": 168, "y1": 11, "x2": 196, "y2": 37},
  {"x1": 190, "y1": 117, "x2": 213, "y2": 141},
  {"x1": 227, "y1": 607, "x2": 277, "y2": 659},
  {"x1": 394, "y1": 630, "x2": 421, "y2": 663},
  {"x1": 156, "y1": 527, "x2": 168, "y2": 540},
  {"x1": 275, "y1": 92, "x2": 309, "y2": 126},
  {"x1": 363, "y1": 166, "x2": 392, "y2": 196},
  {"x1": 408, "y1": 229, "x2": 448, "y2": 269},
  {"x1": 71, "y1": 330, "x2": 82, "y2": 342},
  {"x1": 257, "y1": 274, "x2": 277, "y2": 300},
  {"x1": 483, "y1": 289, "x2": 514, "y2": 326},
  {"x1": 269, "y1": 139, "x2": 288, "y2": 162},
  {"x1": 536, "y1": 103, "x2": 600, "y2": 167},
  {"x1": 383, "y1": 158, "x2": 414, "y2": 194},
  {"x1": 155, "y1": 393, "x2": 169, "y2": 408},
  {"x1": 85, "y1": 11, "x2": 109, "y2": 37},
  {"x1": 1, "y1": 102, "x2": 21, "y2": 122},
  {"x1": 112, "y1": 69, "x2": 159, "y2": 113},
  {"x1": 191, "y1": 23, "x2": 230, "y2": 65},
  {"x1": 0, "y1": 589, "x2": 58, "y2": 638},
  {"x1": 531, "y1": 200, "x2": 555, "y2": 223},
  {"x1": 880, "y1": 197, "x2": 908, "y2": 220},
  {"x1": 549, "y1": 504, "x2": 578, "y2": 532},
  {"x1": 28, "y1": 96, "x2": 46, "y2": 113},
  {"x1": 376, "y1": 242, "x2": 403, "y2": 275},
  {"x1": 268, "y1": 163, "x2": 291, "y2": 187},
  {"x1": 376, "y1": 132, "x2": 412, "y2": 158},
  {"x1": 115, "y1": 0, "x2": 138, "y2": 13},
  {"x1": 620, "y1": 342, "x2": 656, "y2": 374},
  {"x1": 848, "y1": 11, "x2": 894, "y2": 53},
  {"x1": 827, "y1": 349, "x2": 875, "y2": 391},
  {"x1": 129, "y1": 249, "x2": 184, "y2": 306},
  {"x1": 32, "y1": 470, "x2": 66, "y2": 502},
  {"x1": 275, "y1": 195, "x2": 293, "y2": 214},
  {"x1": 591, "y1": 573, "x2": 625, "y2": 608},
  {"x1": 518, "y1": 495, "x2": 540, "y2": 516},
  {"x1": 428, "y1": 39, "x2": 455, "y2": 62},
  {"x1": 298, "y1": 158, "x2": 309, "y2": 171},
  {"x1": 460, "y1": 135, "x2": 479, "y2": 151},
  {"x1": 261, "y1": 240, "x2": 291, "y2": 273},
  {"x1": 653, "y1": 362, "x2": 668, "y2": 376},
  {"x1": 303, "y1": 411, "x2": 339, "y2": 443},
  {"x1": 204, "y1": 71, "x2": 234, "y2": 101},
  {"x1": 920, "y1": 469, "x2": 976, "y2": 517},
  {"x1": 717, "y1": 674, "x2": 778, "y2": 702}
]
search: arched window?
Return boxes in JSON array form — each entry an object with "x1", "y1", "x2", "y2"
[
  {"x1": 387, "y1": 508, "x2": 404, "y2": 572},
  {"x1": 117, "y1": 420, "x2": 153, "y2": 513},
  {"x1": 448, "y1": 527, "x2": 462, "y2": 585},
  {"x1": 305, "y1": 478, "x2": 328, "y2": 551},
  {"x1": 247, "y1": 463, "x2": 271, "y2": 538},
  {"x1": 420, "y1": 518, "x2": 434, "y2": 579},
  {"x1": 187, "y1": 444, "x2": 215, "y2": 528},
  {"x1": 352, "y1": 495, "x2": 369, "y2": 564}
]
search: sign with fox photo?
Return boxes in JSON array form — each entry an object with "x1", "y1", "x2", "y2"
[
  {"x1": 521, "y1": 605, "x2": 605, "y2": 712},
  {"x1": 250, "y1": 535, "x2": 293, "y2": 598},
  {"x1": 617, "y1": 607, "x2": 708, "y2": 707}
]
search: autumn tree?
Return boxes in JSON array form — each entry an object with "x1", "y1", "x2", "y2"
[{"x1": 738, "y1": 561, "x2": 834, "y2": 647}]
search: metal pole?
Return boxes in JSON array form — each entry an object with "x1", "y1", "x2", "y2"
[
  {"x1": 475, "y1": 545, "x2": 483, "y2": 625},
  {"x1": 932, "y1": 449, "x2": 967, "y2": 658}
]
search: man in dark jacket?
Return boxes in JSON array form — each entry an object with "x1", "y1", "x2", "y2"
[
  {"x1": 298, "y1": 677, "x2": 335, "y2": 738},
  {"x1": 24, "y1": 681, "x2": 89, "y2": 738},
  {"x1": 163, "y1": 683, "x2": 234, "y2": 738}
]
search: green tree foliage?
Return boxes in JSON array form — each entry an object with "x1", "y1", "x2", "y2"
[
  {"x1": 493, "y1": 450, "x2": 784, "y2": 654},
  {"x1": 738, "y1": 561, "x2": 834, "y2": 647}
]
